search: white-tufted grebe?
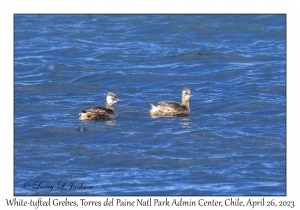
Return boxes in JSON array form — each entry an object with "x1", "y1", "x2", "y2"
[
  {"x1": 78, "y1": 92, "x2": 120, "y2": 121},
  {"x1": 149, "y1": 87, "x2": 192, "y2": 117}
]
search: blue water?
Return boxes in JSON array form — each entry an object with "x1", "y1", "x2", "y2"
[{"x1": 14, "y1": 14, "x2": 286, "y2": 196}]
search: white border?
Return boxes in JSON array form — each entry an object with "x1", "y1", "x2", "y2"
[{"x1": 2, "y1": 0, "x2": 299, "y2": 209}]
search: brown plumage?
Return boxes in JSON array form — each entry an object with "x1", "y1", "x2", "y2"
[
  {"x1": 78, "y1": 92, "x2": 120, "y2": 121},
  {"x1": 149, "y1": 87, "x2": 192, "y2": 117}
]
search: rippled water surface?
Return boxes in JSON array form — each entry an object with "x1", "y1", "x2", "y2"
[{"x1": 14, "y1": 14, "x2": 286, "y2": 195}]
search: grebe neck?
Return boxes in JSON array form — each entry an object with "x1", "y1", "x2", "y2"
[
  {"x1": 106, "y1": 102, "x2": 114, "y2": 110},
  {"x1": 181, "y1": 98, "x2": 190, "y2": 110}
]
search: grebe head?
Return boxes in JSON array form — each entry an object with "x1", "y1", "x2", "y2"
[
  {"x1": 106, "y1": 92, "x2": 120, "y2": 105},
  {"x1": 182, "y1": 87, "x2": 192, "y2": 100}
]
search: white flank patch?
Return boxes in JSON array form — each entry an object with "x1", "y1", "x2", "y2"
[
  {"x1": 79, "y1": 113, "x2": 86, "y2": 117},
  {"x1": 150, "y1": 104, "x2": 159, "y2": 111}
]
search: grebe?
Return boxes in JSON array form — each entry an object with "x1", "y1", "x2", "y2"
[
  {"x1": 78, "y1": 92, "x2": 120, "y2": 121},
  {"x1": 149, "y1": 87, "x2": 192, "y2": 117}
]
